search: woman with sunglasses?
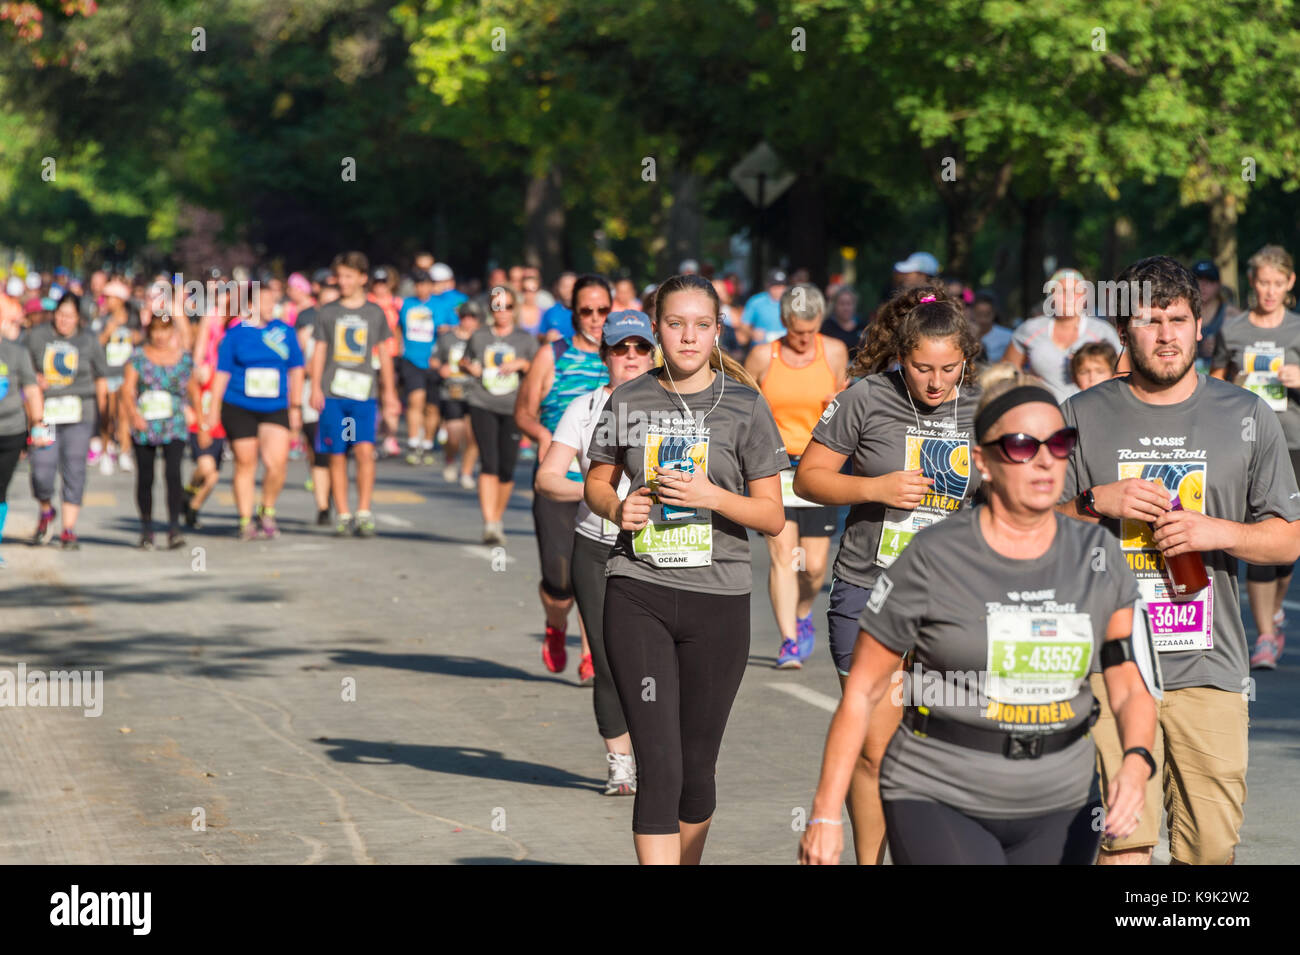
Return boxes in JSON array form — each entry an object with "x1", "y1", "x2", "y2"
[
  {"x1": 535, "y1": 309, "x2": 657, "y2": 794},
  {"x1": 799, "y1": 371, "x2": 1157, "y2": 865},
  {"x1": 120, "y1": 313, "x2": 193, "y2": 549},
  {"x1": 792, "y1": 287, "x2": 979, "y2": 864},
  {"x1": 462, "y1": 284, "x2": 538, "y2": 545},
  {"x1": 516, "y1": 274, "x2": 613, "y2": 675}
]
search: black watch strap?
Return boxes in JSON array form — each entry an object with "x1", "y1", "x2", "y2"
[
  {"x1": 1078, "y1": 487, "x2": 1102, "y2": 518},
  {"x1": 1124, "y1": 746, "x2": 1157, "y2": 779}
]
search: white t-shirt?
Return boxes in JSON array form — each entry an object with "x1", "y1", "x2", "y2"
[{"x1": 552, "y1": 385, "x2": 628, "y2": 543}]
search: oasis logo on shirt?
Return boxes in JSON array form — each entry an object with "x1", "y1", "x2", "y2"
[
  {"x1": 1137, "y1": 436, "x2": 1186, "y2": 447},
  {"x1": 1007, "y1": 589, "x2": 1054, "y2": 602}
]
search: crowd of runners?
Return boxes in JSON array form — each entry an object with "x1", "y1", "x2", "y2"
[{"x1": 0, "y1": 243, "x2": 1295, "y2": 866}]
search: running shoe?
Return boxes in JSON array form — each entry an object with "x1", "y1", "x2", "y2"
[
  {"x1": 405, "y1": 450, "x2": 422, "y2": 466},
  {"x1": 355, "y1": 510, "x2": 376, "y2": 538},
  {"x1": 604, "y1": 752, "x2": 637, "y2": 796},
  {"x1": 335, "y1": 513, "x2": 354, "y2": 537},
  {"x1": 33, "y1": 507, "x2": 56, "y2": 545},
  {"x1": 316, "y1": 508, "x2": 331, "y2": 527},
  {"x1": 304, "y1": 477, "x2": 315, "y2": 493},
  {"x1": 256, "y1": 506, "x2": 280, "y2": 540},
  {"x1": 519, "y1": 442, "x2": 537, "y2": 462},
  {"x1": 1274, "y1": 608, "x2": 1286, "y2": 634},
  {"x1": 442, "y1": 464, "x2": 458, "y2": 483},
  {"x1": 167, "y1": 530, "x2": 186, "y2": 550},
  {"x1": 237, "y1": 518, "x2": 259, "y2": 542},
  {"x1": 59, "y1": 530, "x2": 80, "y2": 551},
  {"x1": 1251, "y1": 633, "x2": 1285, "y2": 669},
  {"x1": 118, "y1": 452, "x2": 133, "y2": 473},
  {"x1": 99, "y1": 453, "x2": 115, "y2": 476},
  {"x1": 578, "y1": 654, "x2": 595, "y2": 685},
  {"x1": 482, "y1": 520, "x2": 505, "y2": 546},
  {"x1": 796, "y1": 613, "x2": 816, "y2": 661},
  {"x1": 137, "y1": 533, "x2": 155, "y2": 550},
  {"x1": 422, "y1": 450, "x2": 436, "y2": 465},
  {"x1": 288, "y1": 438, "x2": 304, "y2": 461},
  {"x1": 542, "y1": 625, "x2": 567, "y2": 673},
  {"x1": 460, "y1": 473, "x2": 475, "y2": 491},
  {"x1": 776, "y1": 637, "x2": 802, "y2": 669},
  {"x1": 185, "y1": 505, "x2": 203, "y2": 530},
  {"x1": 382, "y1": 436, "x2": 402, "y2": 458}
]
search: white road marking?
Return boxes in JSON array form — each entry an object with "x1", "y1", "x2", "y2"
[
  {"x1": 767, "y1": 683, "x2": 839, "y2": 713},
  {"x1": 460, "y1": 544, "x2": 517, "y2": 564},
  {"x1": 375, "y1": 513, "x2": 414, "y2": 528}
]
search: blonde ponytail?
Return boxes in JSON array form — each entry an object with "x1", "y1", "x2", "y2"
[{"x1": 712, "y1": 346, "x2": 760, "y2": 390}]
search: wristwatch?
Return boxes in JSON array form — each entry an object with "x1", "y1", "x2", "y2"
[
  {"x1": 1078, "y1": 487, "x2": 1102, "y2": 519},
  {"x1": 1123, "y1": 746, "x2": 1157, "y2": 779}
]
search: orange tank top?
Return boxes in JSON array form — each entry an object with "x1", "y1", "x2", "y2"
[{"x1": 761, "y1": 335, "x2": 838, "y2": 457}]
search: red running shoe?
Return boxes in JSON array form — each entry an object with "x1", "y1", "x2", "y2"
[
  {"x1": 542, "y1": 625, "x2": 567, "y2": 673},
  {"x1": 578, "y1": 653, "x2": 595, "y2": 685}
]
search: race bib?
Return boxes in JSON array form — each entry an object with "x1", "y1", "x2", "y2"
[
  {"x1": 875, "y1": 432, "x2": 970, "y2": 567},
  {"x1": 985, "y1": 610, "x2": 1095, "y2": 704},
  {"x1": 139, "y1": 390, "x2": 174, "y2": 421},
  {"x1": 1141, "y1": 578, "x2": 1214, "y2": 652},
  {"x1": 633, "y1": 519, "x2": 713, "y2": 567},
  {"x1": 406, "y1": 312, "x2": 434, "y2": 344},
  {"x1": 331, "y1": 367, "x2": 373, "y2": 401},
  {"x1": 245, "y1": 367, "x2": 281, "y2": 399},
  {"x1": 877, "y1": 512, "x2": 941, "y2": 567},
  {"x1": 44, "y1": 394, "x2": 83, "y2": 425},
  {"x1": 482, "y1": 365, "x2": 519, "y2": 397},
  {"x1": 601, "y1": 517, "x2": 618, "y2": 540},
  {"x1": 780, "y1": 468, "x2": 817, "y2": 508},
  {"x1": 106, "y1": 341, "x2": 133, "y2": 367}
]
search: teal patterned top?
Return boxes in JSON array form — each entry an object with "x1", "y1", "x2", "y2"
[{"x1": 129, "y1": 348, "x2": 193, "y2": 446}]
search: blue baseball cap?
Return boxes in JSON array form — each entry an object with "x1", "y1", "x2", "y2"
[
  {"x1": 603, "y1": 309, "x2": 655, "y2": 347},
  {"x1": 893, "y1": 251, "x2": 940, "y2": 276}
]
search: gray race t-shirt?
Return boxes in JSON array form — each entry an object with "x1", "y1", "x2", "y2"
[
  {"x1": 1011, "y1": 316, "x2": 1122, "y2": 401},
  {"x1": 862, "y1": 506, "x2": 1139, "y2": 818},
  {"x1": 811, "y1": 370, "x2": 981, "y2": 591},
  {"x1": 1210, "y1": 310, "x2": 1300, "y2": 450},
  {"x1": 312, "y1": 301, "x2": 391, "y2": 402},
  {"x1": 587, "y1": 367, "x2": 790, "y2": 595},
  {"x1": 462, "y1": 327, "x2": 539, "y2": 415},
  {"x1": 1061, "y1": 374, "x2": 1300, "y2": 692},
  {"x1": 0, "y1": 340, "x2": 37, "y2": 436},
  {"x1": 26, "y1": 324, "x2": 108, "y2": 398},
  {"x1": 434, "y1": 332, "x2": 473, "y2": 401}
]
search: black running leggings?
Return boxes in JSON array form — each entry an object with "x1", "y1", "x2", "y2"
[
  {"x1": 468, "y1": 406, "x2": 520, "y2": 481},
  {"x1": 883, "y1": 799, "x2": 1102, "y2": 865},
  {"x1": 603, "y1": 575, "x2": 750, "y2": 835},
  {"x1": 134, "y1": 440, "x2": 186, "y2": 530},
  {"x1": 571, "y1": 532, "x2": 626, "y2": 740},
  {"x1": 0, "y1": 431, "x2": 25, "y2": 503}
]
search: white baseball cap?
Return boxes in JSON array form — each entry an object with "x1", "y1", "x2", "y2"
[
  {"x1": 893, "y1": 251, "x2": 940, "y2": 276},
  {"x1": 431, "y1": 263, "x2": 454, "y2": 282}
]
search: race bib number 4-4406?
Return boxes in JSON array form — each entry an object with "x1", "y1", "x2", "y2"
[{"x1": 632, "y1": 520, "x2": 712, "y2": 567}]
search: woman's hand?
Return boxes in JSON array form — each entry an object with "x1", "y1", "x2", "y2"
[
  {"x1": 871, "y1": 469, "x2": 934, "y2": 509},
  {"x1": 1104, "y1": 757, "x2": 1151, "y2": 841},
  {"x1": 797, "y1": 818, "x2": 843, "y2": 866},
  {"x1": 653, "y1": 465, "x2": 719, "y2": 511},
  {"x1": 616, "y1": 486, "x2": 653, "y2": 531}
]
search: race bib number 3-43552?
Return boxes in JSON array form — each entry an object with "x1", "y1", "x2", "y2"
[{"x1": 985, "y1": 610, "x2": 1094, "y2": 704}]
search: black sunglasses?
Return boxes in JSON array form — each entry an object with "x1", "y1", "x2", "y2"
[
  {"x1": 609, "y1": 340, "x2": 653, "y2": 356},
  {"x1": 981, "y1": 427, "x2": 1078, "y2": 463},
  {"x1": 578, "y1": 305, "x2": 613, "y2": 318}
]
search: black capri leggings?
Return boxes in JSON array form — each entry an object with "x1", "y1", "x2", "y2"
[
  {"x1": 533, "y1": 479, "x2": 576, "y2": 600},
  {"x1": 0, "y1": 431, "x2": 26, "y2": 504},
  {"x1": 134, "y1": 440, "x2": 187, "y2": 530},
  {"x1": 1247, "y1": 448, "x2": 1300, "y2": 583},
  {"x1": 468, "y1": 406, "x2": 520, "y2": 481},
  {"x1": 603, "y1": 575, "x2": 750, "y2": 835},
  {"x1": 571, "y1": 533, "x2": 627, "y2": 740},
  {"x1": 883, "y1": 799, "x2": 1102, "y2": 865}
]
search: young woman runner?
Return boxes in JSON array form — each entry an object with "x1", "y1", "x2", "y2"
[
  {"x1": 586, "y1": 273, "x2": 787, "y2": 865},
  {"x1": 792, "y1": 288, "x2": 981, "y2": 863}
]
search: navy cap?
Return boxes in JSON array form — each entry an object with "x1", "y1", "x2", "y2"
[
  {"x1": 603, "y1": 309, "x2": 655, "y2": 347},
  {"x1": 1192, "y1": 260, "x2": 1219, "y2": 282}
]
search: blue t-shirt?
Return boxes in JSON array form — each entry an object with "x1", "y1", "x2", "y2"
[
  {"x1": 399, "y1": 297, "x2": 438, "y2": 367},
  {"x1": 540, "y1": 303, "x2": 573, "y2": 339},
  {"x1": 741, "y1": 292, "x2": 784, "y2": 343},
  {"x1": 217, "y1": 320, "x2": 304, "y2": 412},
  {"x1": 431, "y1": 289, "x2": 467, "y2": 333}
]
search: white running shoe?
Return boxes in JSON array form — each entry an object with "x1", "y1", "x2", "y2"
[
  {"x1": 442, "y1": 464, "x2": 458, "y2": 483},
  {"x1": 460, "y1": 473, "x2": 476, "y2": 490},
  {"x1": 99, "y1": 453, "x2": 115, "y2": 476},
  {"x1": 604, "y1": 752, "x2": 637, "y2": 796},
  {"x1": 118, "y1": 452, "x2": 134, "y2": 473}
]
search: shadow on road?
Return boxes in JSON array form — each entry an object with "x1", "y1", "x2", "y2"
[
  {"x1": 328, "y1": 649, "x2": 575, "y2": 686},
  {"x1": 315, "y1": 737, "x2": 604, "y2": 792}
]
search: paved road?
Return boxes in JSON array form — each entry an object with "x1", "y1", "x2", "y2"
[{"x1": 1, "y1": 451, "x2": 1296, "y2": 864}]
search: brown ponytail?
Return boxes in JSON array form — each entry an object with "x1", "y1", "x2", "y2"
[
  {"x1": 851, "y1": 285, "x2": 951, "y2": 379},
  {"x1": 654, "y1": 273, "x2": 760, "y2": 390},
  {"x1": 850, "y1": 285, "x2": 979, "y2": 386}
]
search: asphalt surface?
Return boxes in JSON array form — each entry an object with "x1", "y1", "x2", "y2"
[{"x1": 1, "y1": 448, "x2": 1296, "y2": 864}]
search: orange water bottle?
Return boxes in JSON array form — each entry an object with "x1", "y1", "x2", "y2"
[{"x1": 1161, "y1": 496, "x2": 1209, "y2": 596}]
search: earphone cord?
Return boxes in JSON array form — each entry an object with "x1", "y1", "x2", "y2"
[
  {"x1": 901, "y1": 362, "x2": 962, "y2": 432},
  {"x1": 663, "y1": 340, "x2": 726, "y2": 433}
]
